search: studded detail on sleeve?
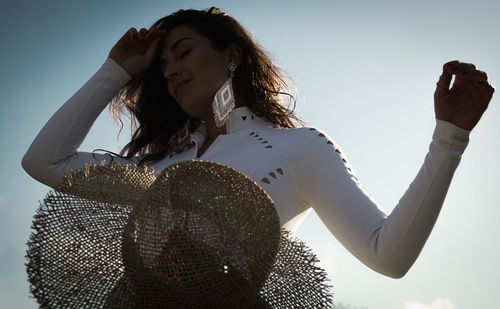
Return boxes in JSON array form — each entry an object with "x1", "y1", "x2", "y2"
[{"x1": 287, "y1": 121, "x2": 470, "y2": 278}]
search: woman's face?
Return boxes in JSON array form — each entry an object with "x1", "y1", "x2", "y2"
[{"x1": 159, "y1": 26, "x2": 230, "y2": 119}]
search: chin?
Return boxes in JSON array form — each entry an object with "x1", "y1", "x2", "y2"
[{"x1": 178, "y1": 98, "x2": 212, "y2": 120}]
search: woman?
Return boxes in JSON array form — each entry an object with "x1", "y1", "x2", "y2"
[{"x1": 22, "y1": 7, "x2": 494, "y2": 279}]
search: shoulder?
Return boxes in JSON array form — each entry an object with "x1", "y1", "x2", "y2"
[
  {"x1": 264, "y1": 125, "x2": 356, "y2": 176},
  {"x1": 262, "y1": 125, "x2": 342, "y2": 151},
  {"x1": 248, "y1": 118, "x2": 348, "y2": 160}
]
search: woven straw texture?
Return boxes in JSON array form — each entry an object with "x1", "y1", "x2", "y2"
[{"x1": 26, "y1": 160, "x2": 333, "y2": 308}]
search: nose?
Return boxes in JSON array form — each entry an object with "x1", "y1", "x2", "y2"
[
  {"x1": 164, "y1": 70, "x2": 178, "y2": 80},
  {"x1": 163, "y1": 62, "x2": 180, "y2": 81}
]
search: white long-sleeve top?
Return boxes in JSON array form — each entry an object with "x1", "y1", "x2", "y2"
[{"x1": 22, "y1": 57, "x2": 470, "y2": 278}]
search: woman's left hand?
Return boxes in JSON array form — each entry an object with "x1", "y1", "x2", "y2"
[{"x1": 434, "y1": 61, "x2": 495, "y2": 130}]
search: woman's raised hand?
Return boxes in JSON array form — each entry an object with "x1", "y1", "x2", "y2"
[
  {"x1": 434, "y1": 61, "x2": 495, "y2": 130},
  {"x1": 109, "y1": 27, "x2": 167, "y2": 77}
]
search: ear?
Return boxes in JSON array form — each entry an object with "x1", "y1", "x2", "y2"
[{"x1": 225, "y1": 43, "x2": 243, "y2": 67}]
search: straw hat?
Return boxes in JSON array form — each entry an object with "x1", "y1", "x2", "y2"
[{"x1": 26, "y1": 160, "x2": 333, "y2": 308}]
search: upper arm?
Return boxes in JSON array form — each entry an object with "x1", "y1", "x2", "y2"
[{"x1": 287, "y1": 127, "x2": 388, "y2": 262}]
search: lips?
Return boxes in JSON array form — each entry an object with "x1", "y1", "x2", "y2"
[{"x1": 173, "y1": 79, "x2": 191, "y2": 99}]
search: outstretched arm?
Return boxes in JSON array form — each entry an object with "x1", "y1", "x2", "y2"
[{"x1": 291, "y1": 61, "x2": 493, "y2": 278}]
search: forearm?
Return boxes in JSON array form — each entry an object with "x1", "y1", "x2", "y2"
[
  {"x1": 369, "y1": 119, "x2": 469, "y2": 277},
  {"x1": 22, "y1": 57, "x2": 132, "y2": 187}
]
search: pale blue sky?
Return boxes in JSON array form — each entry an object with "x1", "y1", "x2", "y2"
[{"x1": 1, "y1": 1, "x2": 499, "y2": 308}]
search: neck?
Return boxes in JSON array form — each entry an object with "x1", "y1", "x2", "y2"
[
  {"x1": 204, "y1": 116, "x2": 227, "y2": 141},
  {"x1": 202, "y1": 96, "x2": 246, "y2": 140}
]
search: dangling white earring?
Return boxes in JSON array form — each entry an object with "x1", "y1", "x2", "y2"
[{"x1": 212, "y1": 62, "x2": 237, "y2": 128}]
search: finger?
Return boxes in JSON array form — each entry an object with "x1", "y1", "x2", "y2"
[
  {"x1": 477, "y1": 80, "x2": 494, "y2": 89},
  {"x1": 127, "y1": 27, "x2": 138, "y2": 40},
  {"x1": 122, "y1": 27, "x2": 133, "y2": 39},
  {"x1": 132, "y1": 29, "x2": 141, "y2": 41},
  {"x1": 148, "y1": 36, "x2": 163, "y2": 54},
  {"x1": 443, "y1": 60, "x2": 460, "y2": 69},
  {"x1": 448, "y1": 62, "x2": 476, "y2": 75},
  {"x1": 138, "y1": 28, "x2": 148, "y2": 40},
  {"x1": 435, "y1": 61, "x2": 458, "y2": 96},
  {"x1": 477, "y1": 80, "x2": 495, "y2": 103},
  {"x1": 466, "y1": 69, "x2": 488, "y2": 81},
  {"x1": 121, "y1": 27, "x2": 135, "y2": 41},
  {"x1": 453, "y1": 71, "x2": 489, "y2": 92},
  {"x1": 455, "y1": 69, "x2": 488, "y2": 82},
  {"x1": 144, "y1": 33, "x2": 167, "y2": 60},
  {"x1": 145, "y1": 27, "x2": 167, "y2": 41}
]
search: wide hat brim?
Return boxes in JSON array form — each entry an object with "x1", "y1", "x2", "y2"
[{"x1": 26, "y1": 160, "x2": 333, "y2": 308}]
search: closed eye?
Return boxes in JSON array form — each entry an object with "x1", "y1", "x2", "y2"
[{"x1": 180, "y1": 49, "x2": 191, "y2": 58}]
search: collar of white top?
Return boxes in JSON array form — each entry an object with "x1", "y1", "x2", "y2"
[{"x1": 191, "y1": 106, "x2": 267, "y2": 146}]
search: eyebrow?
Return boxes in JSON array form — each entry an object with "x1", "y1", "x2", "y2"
[{"x1": 160, "y1": 37, "x2": 194, "y2": 72}]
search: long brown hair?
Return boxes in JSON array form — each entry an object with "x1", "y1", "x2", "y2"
[{"x1": 110, "y1": 7, "x2": 303, "y2": 165}]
